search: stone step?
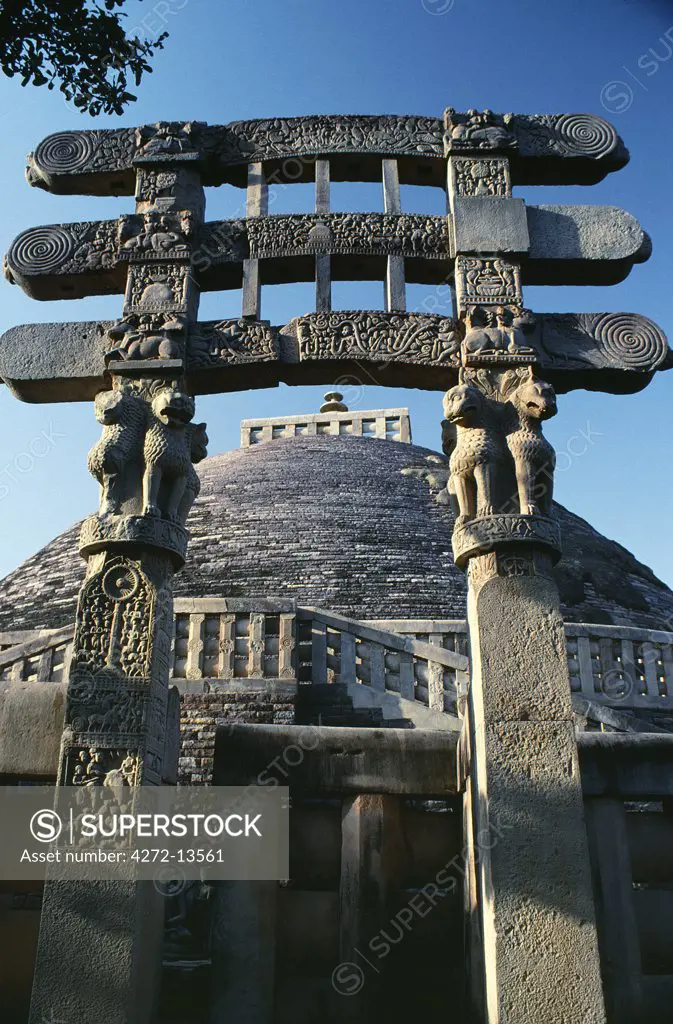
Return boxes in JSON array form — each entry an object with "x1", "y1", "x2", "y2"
[{"x1": 294, "y1": 683, "x2": 411, "y2": 728}]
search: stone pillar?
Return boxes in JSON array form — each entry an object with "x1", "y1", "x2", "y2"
[
  {"x1": 465, "y1": 546, "x2": 607, "y2": 1024},
  {"x1": 29, "y1": 127, "x2": 208, "y2": 1024},
  {"x1": 441, "y1": 108, "x2": 608, "y2": 1022},
  {"x1": 209, "y1": 882, "x2": 278, "y2": 1024}
]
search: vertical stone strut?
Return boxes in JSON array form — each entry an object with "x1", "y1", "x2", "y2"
[
  {"x1": 29, "y1": 122, "x2": 209, "y2": 1024},
  {"x1": 443, "y1": 108, "x2": 607, "y2": 1023},
  {"x1": 315, "y1": 158, "x2": 332, "y2": 313}
]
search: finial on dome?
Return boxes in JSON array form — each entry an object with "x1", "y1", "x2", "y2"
[{"x1": 320, "y1": 391, "x2": 348, "y2": 413}]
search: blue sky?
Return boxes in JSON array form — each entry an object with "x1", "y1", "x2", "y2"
[{"x1": 0, "y1": 0, "x2": 671, "y2": 586}]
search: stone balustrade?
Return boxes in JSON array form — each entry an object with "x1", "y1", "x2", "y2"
[{"x1": 1, "y1": 604, "x2": 672, "y2": 716}]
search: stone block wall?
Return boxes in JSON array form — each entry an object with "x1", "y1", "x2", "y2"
[{"x1": 178, "y1": 688, "x2": 295, "y2": 785}]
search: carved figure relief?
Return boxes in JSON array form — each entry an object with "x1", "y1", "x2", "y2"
[
  {"x1": 119, "y1": 212, "x2": 194, "y2": 256},
  {"x1": 462, "y1": 306, "x2": 537, "y2": 364},
  {"x1": 67, "y1": 678, "x2": 147, "y2": 737},
  {"x1": 136, "y1": 169, "x2": 180, "y2": 206},
  {"x1": 188, "y1": 319, "x2": 280, "y2": 369},
  {"x1": 297, "y1": 311, "x2": 460, "y2": 366},
  {"x1": 126, "y1": 263, "x2": 189, "y2": 312},
  {"x1": 455, "y1": 257, "x2": 522, "y2": 310},
  {"x1": 247, "y1": 213, "x2": 448, "y2": 260},
  {"x1": 135, "y1": 121, "x2": 201, "y2": 161},
  {"x1": 210, "y1": 114, "x2": 445, "y2": 164},
  {"x1": 105, "y1": 314, "x2": 187, "y2": 363},
  {"x1": 71, "y1": 747, "x2": 139, "y2": 787},
  {"x1": 451, "y1": 158, "x2": 511, "y2": 197},
  {"x1": 442, "y1": 368, "x2": 558, "y2": 525},
  {"x1": 444, "y1": 109, "x2": 517, "y2": 152},
  {"x1": 178, "y1": 423, "x2": 208, "y2": 526},
  {"x1": 87, "y1": 378, "x2": 207, "y2": 525}
]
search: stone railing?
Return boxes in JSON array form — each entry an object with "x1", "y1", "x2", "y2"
[
  {"x1": 170, "y1": 599, "x2": 296, "y2": 686},
  {"x1": 1, "y1": 609, "x2": 672, "y2": 715},
  {"x1": 297, "y1": 607, "x2": 469, "y2": 720},
  {"x1": 566, "y1": 622, "x2": 673, "y2": 709},
  {"x1": 0, "y1": 624, "x2": 74, "y2": 683}
]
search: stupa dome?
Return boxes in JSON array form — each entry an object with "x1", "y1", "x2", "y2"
[{"x1": 0, "y1": 405, "x2": 671, "y2": 633}]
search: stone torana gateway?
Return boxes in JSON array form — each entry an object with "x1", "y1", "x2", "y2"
[{"x1": 0, "y1": 109, "x2": 672, "y2": 1024}]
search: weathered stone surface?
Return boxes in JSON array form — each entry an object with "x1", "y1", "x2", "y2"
[
  {"x1": 210, "y1": 881, "x2": 278, "y2": 1024},
  {"x1": 1, "y1": 311, "x2": 667, "y2": 402},
  {"x1": 525, "y1": 204, "x2": 651, "y2": 284},
  {"x1": 452, "y1": 514, "x2": 561, "y2": 568},
  {"x1": 29, "y1": 875, "x2": 164, "y2": 1024},
  {"x1": 24, "y1": 114, "x2": 627, "y2": 197},
  {"x1": 214, "y1": 723, "x2": 458, "y2": 793},
  {"x1": 475, "y1": 720, "x2": 607, "y2": 1023},
  {"x1": 0, "y1": 320, "x2": 111, "y2": 401},
  {"x1": 466, "y1": 557, "x2": 607, "y2": 1023},
  {"x1": 3, "y1": 206, "x2": 651, "y2": 300},
  {"x1": 451, "y1": 196, "x2": 530, "y2": 254},
  {"x1": 468, "y1": 569, "x2": 573, "y2": 723},
  {"x1": 0, "y1": 681, "x2": 65, "y2": 775}
]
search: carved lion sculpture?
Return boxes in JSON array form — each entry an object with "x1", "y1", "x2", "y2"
[
  {"x1": 143, "y1": 386, "x2": 196, "y2": 521},
  {"x1": 442, "y1": 383, "x2": 509, "y2": 524},
  {"x1": 88, "y1": 390, "x2": 147, "y2": 515},
  {"x1": 177, "y1": 422, "x2": 209, "y2": 526},
  {"x1": 506, "y1": 375, "x2": 557, "y2": 516}
]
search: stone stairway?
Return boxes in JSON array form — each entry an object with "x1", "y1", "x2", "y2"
[{"x1": 294, "y1": 682, "x2": 411, "y2": 728}]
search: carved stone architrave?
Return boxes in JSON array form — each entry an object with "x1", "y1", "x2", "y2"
[
  {"x1": 294, "y1": 311, "x2": 461, "y2": 366},
  {"x1": 0, "y1": 311, "x2": 667, "y2": 402},
  {"x1": 211, "y1": 114, "x2": 446, "y2": 163},
  {"x1": 4, "y1": 206, "x2": 653, "y2": 301},
  {"x1": 188, "y1": 318, "x2": 281, "y2": 369},
  {"x1": 24, "y1": 114, "x2": 626, "y2": 195},
  {"x1": 245, "y1": 212, "x2": 448, "y2": 261}
]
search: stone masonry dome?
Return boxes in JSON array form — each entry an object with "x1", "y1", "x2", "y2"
[{"x1": 0, "y1": 403, "x2": 672, "y2": 633}]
